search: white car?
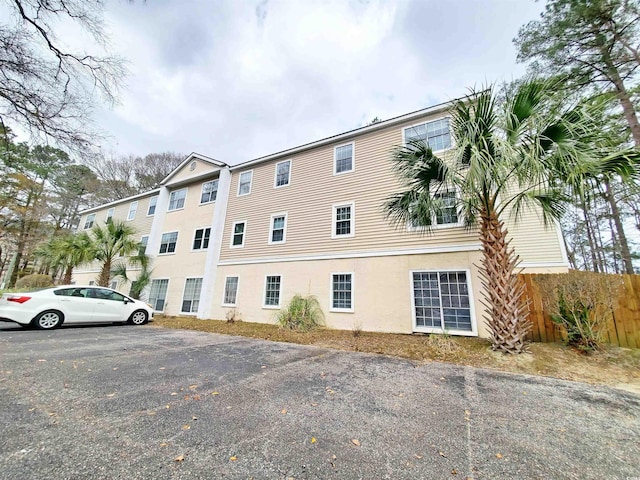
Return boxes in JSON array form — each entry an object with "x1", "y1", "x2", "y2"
[{"x1": 0, "y1": 285, "x2": 153, "y2": 329}]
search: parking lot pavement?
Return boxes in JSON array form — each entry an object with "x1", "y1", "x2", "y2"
[{"x1": 0, "y1": 324, "x2": 639, "y2": 480}]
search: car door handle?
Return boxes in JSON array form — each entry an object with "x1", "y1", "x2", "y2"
[{"x1": 59, "y1": 299, "x2": 71, "y2": 302}]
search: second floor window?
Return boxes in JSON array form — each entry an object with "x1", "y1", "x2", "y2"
[
  {"x1": 201, "y1": 180, "x2": 218, "y2": 204},
  {"x1": 232, "y1": 221, "x2": 245, "y2": 247},
  {"x1": 332, "y1": 202, "x2": 354, "y2": 238},
  {"x1": 238, "y1": 171, "x2": 253, "y2": 196},
  {"x1": 159, "y1": 232, "x2": 178, "y2": 254},
  {"x1": 193, "y1": 227, "x2": 211, "y2": 250},
  {"x1": 127, "y1": 201, "x2": 138, "y2": 221},
  {"x1": 269, "y1": 214, "x2": 287, "y2": 244},
  {"x1": 168, "y1": 188, "x2": 186, "y2": 211},
  {"x1": 139, "y1": 235, "x2": 149, "y2": 255}
]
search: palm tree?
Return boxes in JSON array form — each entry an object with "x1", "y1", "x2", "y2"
[
  {"x1": 112, "y1": 250, "x2": 153, "y2": 299},
  {"x1": 385, "y1": 79, "x2": 639, "y2": 354},
  {"x1": 90, "y1": 219, "x2": 140, "y2": 287},
  {"x1": 35, "y1": 232, "x2": 93, "y2": 284}
]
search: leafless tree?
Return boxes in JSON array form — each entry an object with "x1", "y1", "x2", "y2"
[{"x1": 0, "y1": 0, "x2": 127, "y2": 152}]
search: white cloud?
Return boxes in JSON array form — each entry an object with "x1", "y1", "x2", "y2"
[{"x1": 94, "y1": 0, "x2": 543, "y2": 164}]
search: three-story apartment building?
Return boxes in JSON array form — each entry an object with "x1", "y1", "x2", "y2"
[{"x1": 75, "y1": 100, "x2": 568, "y2": 338}]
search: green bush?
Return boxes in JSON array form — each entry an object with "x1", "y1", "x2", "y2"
[
  {"x1": 535, "y1": 271, "x2": 623, "y2": 352},
  {"x1": 276, "y1": 294, "x2": 324, "y2": 332},
  {"x1": 15, "y1": 274, "x2": 54, "y2": 290}
]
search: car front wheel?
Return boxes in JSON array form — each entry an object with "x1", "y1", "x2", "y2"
[
  {"x1": 33, "y1": 310, "x2": 63, "y2": 329},
  {"x1": 128, "y1": 310, "x2": 148, "y2": 325}
]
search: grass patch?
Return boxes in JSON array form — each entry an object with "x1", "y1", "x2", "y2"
[{"x1": 151, "y1": 316, "x2": 640, "y2": 394}]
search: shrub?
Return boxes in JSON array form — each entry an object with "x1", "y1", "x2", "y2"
[
  {"x1": 276, "y1": 295, "x2": 324, "y2": 332},
  {"x1": 15, "y1": 274, "x2": 54, "y2": 290},
  {"x1": 534, "y1": 271, "x2": 623, "y2": 352},
  {"x1": 225, "y1": 308, "x2": 241, "y2": 323}
]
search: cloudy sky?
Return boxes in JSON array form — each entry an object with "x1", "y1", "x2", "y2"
[{"x1": 95, "y1": 0, "x2": 544, "y2": 165}]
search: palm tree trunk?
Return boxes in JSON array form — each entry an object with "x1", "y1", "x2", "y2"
[
  {"x1": 63, "y1": 265, "x2": 73, "y2": 285},
  {"x1": 478, "y1": 205, "x2": 531, "y2": 354},
  {"x1": 98, "y1": 258, "x2": 111, "y2": 287}
]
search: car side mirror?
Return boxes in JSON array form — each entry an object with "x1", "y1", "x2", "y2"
[{"x1": 124, "y1": 298, "x2": 132, "y2": 304}]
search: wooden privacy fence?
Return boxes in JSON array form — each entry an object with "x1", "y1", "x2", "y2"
[{"x1": 521, "y1": 273, "x2": 640, "y2": 348}]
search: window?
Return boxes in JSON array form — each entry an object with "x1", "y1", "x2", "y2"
[
  {"x1": 238, "y1": 171, "x2": 253, "y2": 196},
  {"x1": 193, "y1": 228, "x2": 211, "y2": 250},
  {"x1": 127, "y1": 201, "x2": 138, "y2": 221},
  {"x1": 334, "y1": 143, "x2": 354, "y2": 174},
  {"x1": 159, "y1": 232, "x2": 178, "y2": 254},
  {"x1": 269, "y1": 213, "x2": 287, "y2": 244},
  {"x1": 109, "y1": 281, "x2": 118, "y2": 290},
  {"x1": 201, "y1": 180, "x2": 218, "y2": 204},
  {"x1": 223, "y1": 276, "x2": 239, "y2": 306},
  {"x1": 149, "y1": 279, "x2": 169, "y2": 311},
  {"x1": 89, "y1": 280, "x2": 95, "y2": 286},
  {"x1": 231, "y1": 221, "x2": 245, "y2": 247},
  {"x1": 409, "y1": 191, "x2": 459, "y2": 229},
  {"x1": 404, "y1": 118, "x2": 451, "y2": 151},
  {"x1": 331, "y1": 273, "x2": 353, "y2": 311},
  {"x1": 332, "y1": 202, "x2": 354, "y2": 238},
  {"x1": 168, "y1": 188, "x2": 187, "y2": 211},
  {"x1": 181, "y1": 278, "x2": 203, "y2": 313},
  {"x1": 139, "y1": 236, "x2": 149, "y2": 255},
  {"x1": 412, "y1": 271, "x2": 472, "y2": 333},
  {"x1": 94, "y1": 288, "x2": 125, "y2": 301},
  {"x1": 84, "y1": 213, "x2": 96, "y2": 230},
  {"x1": 274, "y1": 160, "x2": 291, "y2": 187},
  {"x1": 106, "y1": 208, "x2": 114, "y2": 222},
  {"x1": 263, "y1": 275, "x2": 281, "y2": 308},
  {"x1": 147, "y1": 196, "x2": 158, "y2": 216}
]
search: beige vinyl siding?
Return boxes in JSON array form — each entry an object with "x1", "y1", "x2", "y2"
[
  {"x1": 160, "y1": 180, "x2": 216, "y2": 234},
  {"x1": 168, "y1": 158, "x2": 218, "y2": 185},
  {"x1": 221, "y1": 114, "x2": 479, "y2": 262},
  {"x1": 507, "y1": 210, "x2": 565, "y2": 266}
]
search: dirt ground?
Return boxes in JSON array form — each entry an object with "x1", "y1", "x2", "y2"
[{"x1": 151, "y1": 316, "x2": 640, "y2": 396}]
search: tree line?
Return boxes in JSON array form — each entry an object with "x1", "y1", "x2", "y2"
[{"x1": 0, "y1": 127, "x2": 182, "y2": 287}]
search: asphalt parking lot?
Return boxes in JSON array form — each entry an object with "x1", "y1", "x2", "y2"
[{"x1": 0, "y1": 324, "x2": 639, "y2": 480}]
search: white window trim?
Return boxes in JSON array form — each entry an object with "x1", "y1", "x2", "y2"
[
  {"x1": 222, "y1": 275, "x2": 240, "y2": 307},
  {"x1": 84, "y1": 213, "x2": 96, "y2": 230},
  {"x1": 230, "y1": 220, "x2": 247, "y2": 248},
  {"x1": 262, "y1": 274, "x2": 282, "y2": 309},
  {"x1": 406, "y1": 189, "x2": 463, "y2": 232},
  {"x1": 237, "y1": 170, "x2": 253, "y2": 196},
  {"x1": 147, "y1": 196, "x2": 158, "y2": 216},
  {"x1": 191, "y1": 226, "x2": 211, "y2": 252},
  {"x1": 180, "y1": 277, "x2": 203, "y2": 315},
  {"x1": 139, "y1": 235, "x2": 149, "y2": 255},
  {"x1": 200, "y1": 179, "x2": 218, "y2": 205},
  {"x1": 330, "y1": 271, "x2": 354, "y2": 313},
  {"x1": 159, "y1": 231, "x2": 179, "y2": 256},
  {"x1": 409, "y1": 268, "x2": 477, "y2": 337},
  {"x1": 331, "y1": 201, "x2": 355, "y2": 239},
  {"x1": 168, "y1": 188, "x2": 187, "y2": 212},
  {"x1": 402, "y1": 116, "x2": 453, "y2": 154},
  {"x1": 333, "y1": 142, "x2": 355, "y2": 175},
  {"x1": 127, "y1": 201, "x2": 138, "y2": 221},
  {"x1": 268, "y1": 212, "x2": 288, "y2": 245},
  {"x1": 106, "y1": 208, "x2": 114, "y2": 222},
  {"x1": 274, "y1": 159, "x2": 291, "y2": 188},
  {"x1": 149, "y1": 278, "x2": 170, "y2": 313}
]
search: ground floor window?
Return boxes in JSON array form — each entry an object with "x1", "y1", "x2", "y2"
[
  {"x1": 181, "y1": 278, "x2": 203, "y2": 313},
  {"x1": 149, "y1": 279, "x2": 169, "y2": 312},
  {"x1": 264, "y1": 275, "x2": 281, "y2": 307},
  {"x1": 331, "y1": 273, "x2": 353, "y2": 311},
  {"x1": 412, "y1": 271, "x2": 472, "y2": 333},
  {"x1": 223, "y1": 276, "x2": 239, "y2": 306}
]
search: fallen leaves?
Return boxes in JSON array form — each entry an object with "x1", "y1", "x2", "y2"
[
  {"x1": 182, "y1": 424, "x2": 190, "y2": 431},
  {"x1": 311, "y1": 437, "x2": 317, "y2": 444},
  {"x1": 174, "y1": 455, "x2": 185, "y2": 462},
  {"x1": 351, "y1": 439, "x2": 361, "y2": 447},
  {"x1": 229, "y1": 455, "x2": 237, "y2": 461},
  {"x1": 281, "y1": 408, "x2": 287, "y2": 415},
  {"x1": 495, "y1": 453, "x2": 503, "y2": 459}
]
